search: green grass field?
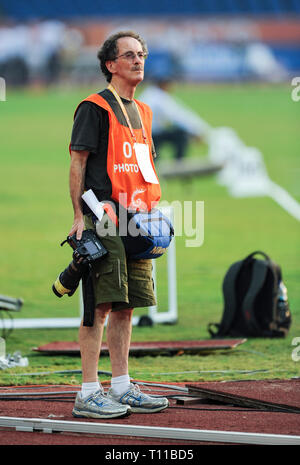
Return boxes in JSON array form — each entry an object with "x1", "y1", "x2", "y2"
[{"x1": 0, "y1": 82, "x2": 299, "y2": 386}]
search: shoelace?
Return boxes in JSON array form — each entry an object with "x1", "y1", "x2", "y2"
[
  {"x1": 90, "y1": 389, "x2": 109, "y2": 404},
  {"x1": 128, "y1": 384, "x2": 144, "y2": 398}
]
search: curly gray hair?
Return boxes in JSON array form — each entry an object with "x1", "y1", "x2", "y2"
[{"x1": 97, "y1": 30, "x2": 148, "y2": 82}]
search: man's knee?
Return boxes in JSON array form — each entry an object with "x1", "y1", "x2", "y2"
[
  {"x1": 95, "y1": 302, "x2": 111, "y2": 321},
  {"x1": 110, "y1": 307, "x2": 134, "y2": 321}
]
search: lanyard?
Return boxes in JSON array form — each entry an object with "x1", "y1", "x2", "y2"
[{"x1": 107, "y1": 83, "x2": 148, "y2": 144}]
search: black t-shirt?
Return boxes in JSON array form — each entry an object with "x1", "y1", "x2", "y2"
[{"x1": 70, "y1": 88, "x2": 156, "y2": 213}]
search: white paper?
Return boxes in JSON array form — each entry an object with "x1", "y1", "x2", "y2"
[
  {"x1": 82, "y1": 189, "x2": 104, "y2": 221},
  {"x1": 134, "y1": 143, "x2": 159, "y2": 184}
]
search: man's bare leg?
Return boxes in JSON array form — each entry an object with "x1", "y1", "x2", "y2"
[
  {"x1": 106, "y1": 307, "x2": 169, "y2": 412},
  {"x1": 73, "y1": 302, "x2": 132, "y2": 418},
  {"x1": 106, "y1": 308, "x2": 133, "y2": 395},
  {"x1": 106, "y1": 308, "x2": 133, "y2": 377},
  {"x1": 79, "y1": 302, "x2": 111, "y2": 384}
]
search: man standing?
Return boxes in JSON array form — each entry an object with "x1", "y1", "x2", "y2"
[{"x1": 69, "y1": 31, "x2": 168, "y2": 419}]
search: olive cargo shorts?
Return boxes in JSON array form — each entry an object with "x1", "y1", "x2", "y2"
[{"x1": 84, "y1": 214, "x2": 156, "y2": 311}]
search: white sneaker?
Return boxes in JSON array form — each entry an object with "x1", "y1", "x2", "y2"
[
  {"x1": 108, "y1": 383, "x2": 169, "y2": 413},
  {"x1": 72, "y1": 388, "x2": 131, "y2": 419}
]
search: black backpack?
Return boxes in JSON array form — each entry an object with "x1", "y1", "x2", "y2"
[{"x1": 208, "y1": 251, "x2": 291, "y2": 338}]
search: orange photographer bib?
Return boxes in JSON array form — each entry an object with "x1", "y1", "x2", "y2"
[{"x1": 78, "y1": 88, "x2": 161, "y2": 212}]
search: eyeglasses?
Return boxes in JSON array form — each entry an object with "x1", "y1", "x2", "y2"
[{"x1": 114, "y1": 51, "x2": 148, "y2": 61}]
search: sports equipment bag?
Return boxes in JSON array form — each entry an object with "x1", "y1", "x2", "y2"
[
  {"x1": 208, "y1": 251, "x2": 291, "y2": 338},
  {"x1": 121, "y1": 208, "x2": 174, "y2": 259}
]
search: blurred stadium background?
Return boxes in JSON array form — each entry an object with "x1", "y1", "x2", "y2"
[
  {"x1": 0, "y1": 0, "x2": 299, "y2": 87},
  {"x1": 0, "y1": 0, "x2": 299, "y2": 388},
  {"x1": 0, "y1": 1, "x2": 299, "y2": 334}
]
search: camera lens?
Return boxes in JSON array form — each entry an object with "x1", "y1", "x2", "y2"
[{"x1": 52, "y1": 259, "x2": 87, "y2": 298}]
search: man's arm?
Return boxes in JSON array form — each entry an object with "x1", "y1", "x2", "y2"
[{"x1": 69, "y1": 149, "x2": 89, "y2": 239}]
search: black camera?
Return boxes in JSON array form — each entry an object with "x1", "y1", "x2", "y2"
[{"x1": 52, "y1": 229, "x2": 107, "y2": 298}]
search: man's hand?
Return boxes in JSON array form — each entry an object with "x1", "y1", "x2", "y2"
[{"x1": 69, "y1": 215, "x2": 85, "y2": 240}]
